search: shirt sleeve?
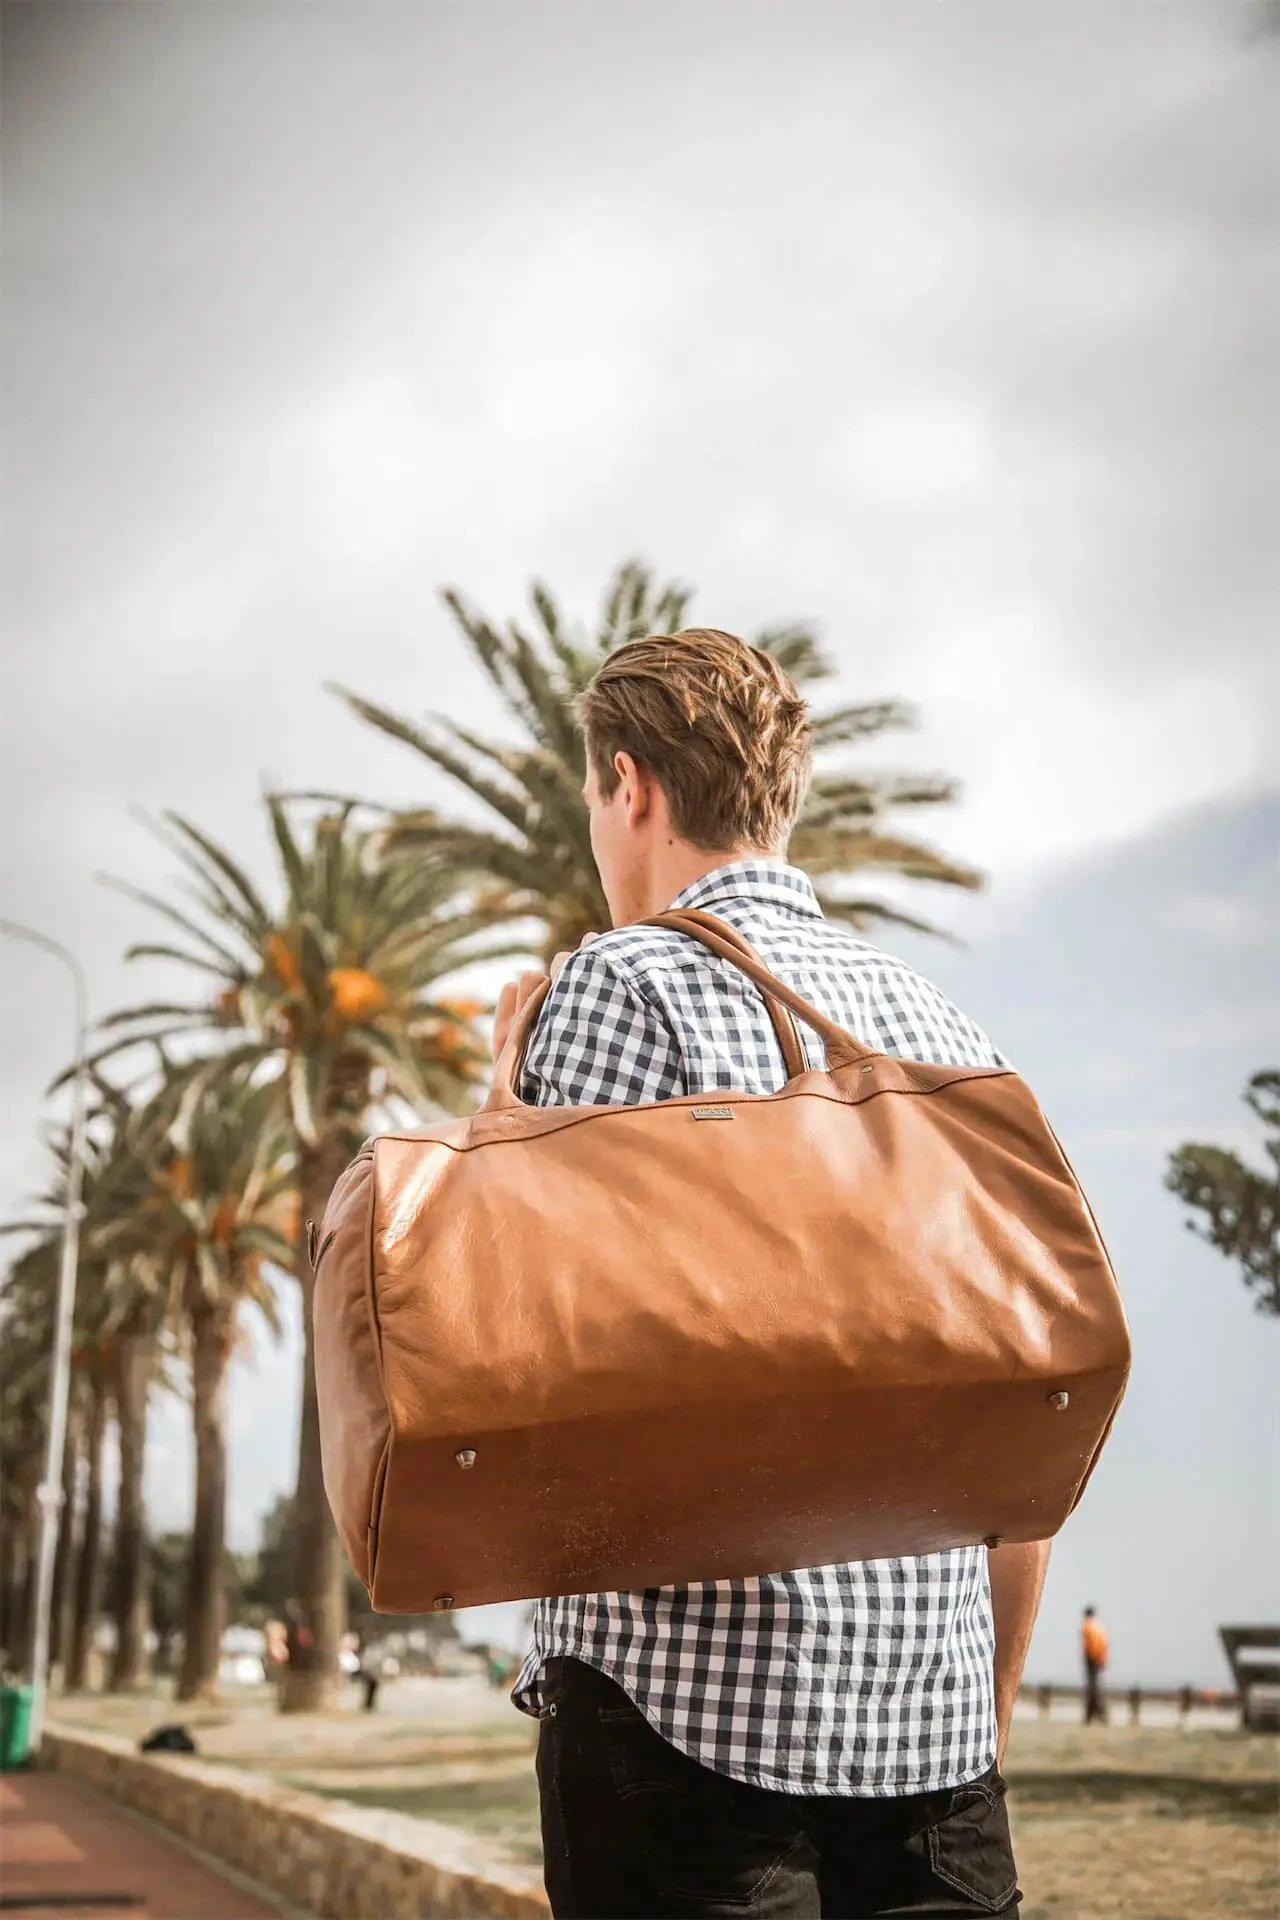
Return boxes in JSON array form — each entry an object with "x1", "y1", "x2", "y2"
[{"x1": 520, "y1": 946, "x2": 686, "y2": 1108}]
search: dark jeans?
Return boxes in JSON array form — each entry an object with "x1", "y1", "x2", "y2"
[
  {"x1": 1083, "y1": 1659, "x2": 1106, "y2": 1725},
  {"x1": 537, "y1": 1657, "x2": 1020, "y2": 1918}
]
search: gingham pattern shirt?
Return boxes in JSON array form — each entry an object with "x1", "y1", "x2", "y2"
[{"x1": 510, "y1": 860, "x2": 1001, "y2": 1796}]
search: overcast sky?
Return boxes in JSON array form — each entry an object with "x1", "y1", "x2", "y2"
[{"x1": 3, "y1": 2, "x2": 1276, "y2": 1679}]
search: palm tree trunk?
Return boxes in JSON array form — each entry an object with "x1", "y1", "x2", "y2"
[
  {"x1": 66, "y1": 1377, "x2": 106, "y2": 1692},
  {"x1": 0, "y1": 1514, "x2": 14, "y2": 1668},
  {"x1": 278, "y1": 1139, "x2": 349, "y2": 1713},
  {"x1": 109, "y1": 1333, "x2": 151, "y2": 1691},
  {"x1": 1, "y1": 1497, "x2": 36, "y2": 1676},
  {"x1": 48, "y1": 1407, "x2": 82, "y2": 1682},
  {"x1": 177, "y1": 1303, "x2": 233, "y2": 1702}
]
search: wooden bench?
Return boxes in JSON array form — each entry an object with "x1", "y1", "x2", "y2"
[{"x1": 1220, "y1": 1625, "x2": 1280, "y2": 1733}]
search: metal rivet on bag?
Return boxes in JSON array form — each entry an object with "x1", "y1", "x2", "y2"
[
  {"x1": 455, "y1": 1447, "x2": 477, "y2": 1469},
  {"x1": 1047, "y1": 1390, "x2": 1070, "y2": 1410},
  {"x1": 432, "y1": 1595, "x2": 454, "y2": 1611}
]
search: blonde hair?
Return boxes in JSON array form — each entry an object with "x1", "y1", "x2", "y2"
[{"x1": 577, "y1": 628, "x2": 812, "y2": 851}]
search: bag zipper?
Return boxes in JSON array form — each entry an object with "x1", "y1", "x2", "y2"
[
  {"x1": 305, "y1": 1141, "x2": 376, "y2": 1270},
  {"x1": 306, "y1": 1223, "x2": 338, "y2": 1271}
]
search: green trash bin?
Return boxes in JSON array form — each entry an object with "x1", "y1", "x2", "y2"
[{"x1": 0, "y1": 1685, "x2": 34, "y2": 1770}]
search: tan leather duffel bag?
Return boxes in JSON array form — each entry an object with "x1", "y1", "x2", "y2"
[{"x1": 313, "y1": 911, "x2": 1129, "y2": 1614}]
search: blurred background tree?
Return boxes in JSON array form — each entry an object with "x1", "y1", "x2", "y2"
[{"x1": 1166, "y1": 1069, "x2": 1280, "y2": 1317}]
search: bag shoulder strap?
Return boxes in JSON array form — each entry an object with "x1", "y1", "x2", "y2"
[
  {"x1": 651, "y1": 909, "x2": 807, "y2": 1079},
  {"x1": 488, "y1": 907, "x2": 876, "y2": 1112},
  {"x1": 643, "y1": 909, "x2": 876, "y2": 1072}
]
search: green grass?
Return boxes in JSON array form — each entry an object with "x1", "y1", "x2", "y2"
[
  {"x1": 1010, "y1": 1769, "x2": 1278, "y2": 1820},
  {"x1": 290, "y1": 1772, "x2": 544, "y2": 1868}
]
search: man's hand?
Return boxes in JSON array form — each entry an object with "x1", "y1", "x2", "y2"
[
  {"x1": 492, "y1": 935, "x2": 597, "y2": 1059},
  {"x1": 492, "y1": 970, "x2": 548, "y2": 1061}
]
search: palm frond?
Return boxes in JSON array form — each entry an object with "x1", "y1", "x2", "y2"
[
  {"x1": 97, "y1": 1003, "x2": 214, "y2": 1029},
  {"x1": 161, "y1": 813, "x2": 270, "y2": 922},
  {"x1": 749, "y1": 625, "x2": 833, "y2": 683},
  {"x1": 97, "y1": 877, "x2": 245, "y2": 974},
  {"x1": 440, "y1": 588, "x2": 557, "y2": 749},
  {"x1": 148, "y1": 812, "x2": 271, "y2": 943},
  {"x1": 265, "y1": 794, "x2": 308, "y2": 909},
  {"x1": 124, "y1": 943, "x2": 237, "y2": 979},
  {"x1": 810, "y1": 701, "x2": 915, "y2": 746},
  {"x1": 287, "y1": 1049, "x2": 323, "y2": 1145}
]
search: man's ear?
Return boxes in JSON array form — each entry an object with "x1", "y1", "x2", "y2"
[{"x1": 614, "y1": 751, "x2": 651, "y2": 823}]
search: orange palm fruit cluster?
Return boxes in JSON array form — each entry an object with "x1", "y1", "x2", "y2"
[{"x1": 328, "y1": 967, "x2": 389, "y2": 1022}]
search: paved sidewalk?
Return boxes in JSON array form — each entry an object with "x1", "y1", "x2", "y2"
[{"x1": 0, "y1": 1771, "x2": 284, "y2": 1918}]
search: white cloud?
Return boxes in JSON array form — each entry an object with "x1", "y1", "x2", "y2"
[
  {"x1": 1160, "y1": 877, "x2": 1280, "y2": 949},
  {"x1": 908, "y1": 620, "x2": 1267, "y2": 874}
]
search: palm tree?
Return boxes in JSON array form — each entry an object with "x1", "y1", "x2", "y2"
[
  {"x1": 331, "y1": 560, "x2": 983, "y2": 962},
  {"x1": 88, "y1": 799, "x2": 501, "y2": 1709},
  {"x1": 65, "y1": 1351, "x2": 107, "y2": 1691},
  {"x1": 105, "y1": 1312, "x2": 160, "y2": 1690},
  {"x1": 3, "y1": 1110, "x2": 169, "y2": 1694},
  {"x1": 48, "y1": 1395, "x2": 82, "y2": 1678},
  {"x1": 114, "y1": 1071, "x2": 293, "y2": 1701},
  {"x1": 11, "y1": 1073, "x2": 287, "y2": 1701},
  {"x1": 0, "y1": 1279, "x2": 53, "y2": 1677},
  {"x1": 71, "y1": 1104, "x2": 166, "y2": 1693}
]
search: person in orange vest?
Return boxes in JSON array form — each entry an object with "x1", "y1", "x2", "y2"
[{"x1": 1082, "y1": 1606, "x2": 1109, "y2": 1724}]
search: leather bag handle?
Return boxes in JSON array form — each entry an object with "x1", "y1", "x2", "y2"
[
  {"x1": 488, "y1": 907, "x2": 875, "y2": 1111},
  {"x1": 645, "y1": 910, "x2": 875, "y2": 1072},
  {"x1": 488, "y1": 976, "x2": 554, "y2": 1111},
  {"x1": 656, "y1": 909, "x2": 807, "y2": 1079}
]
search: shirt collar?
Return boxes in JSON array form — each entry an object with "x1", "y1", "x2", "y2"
[{"x1": 667, "y1": 859, "x2": 823, "y2": 919}]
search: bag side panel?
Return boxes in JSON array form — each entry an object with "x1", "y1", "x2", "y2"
[
  {"x1": 370, "y1": 1364, "x2": 1131, "y2": 1612},
  {"x1": 314, "y1": 1147, "x2": 389, "y2": 1587}
]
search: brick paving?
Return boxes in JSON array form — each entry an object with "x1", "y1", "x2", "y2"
[{"x1": 0, "y1": 1772, "x2": 282, "y2": 1919}]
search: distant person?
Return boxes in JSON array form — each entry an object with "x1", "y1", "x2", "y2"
[
  {"x1": 1082, "y1": 1606, "x2": 1109, "y2": 1724},
  {"x1": 339, "y1": 1630, "x2": 361, "y2": 1693},
  {"x1": 487, "y1": 1647, "x2": 515, "y2": 1690},
  {"x1": 354, "y1": 1634, "x2": 381, "y2": 1713},
  {"x1": 263, "y1": 1618, "x2": 288, "y2": 1676}
]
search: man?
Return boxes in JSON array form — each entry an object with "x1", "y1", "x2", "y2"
[
  {"x1": 1081, "y1": 1607, "x2": 1109, "y2": 1725},
  {"x1": 495, "y1": 630, "x2": 1050, "y2": 1917},
  {"x1": 341, "y1": 1629, "x2": 380, "y2": 1712}
]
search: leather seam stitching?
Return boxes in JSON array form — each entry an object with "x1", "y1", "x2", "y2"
[{"x1": 385, "y1": 1068, "x2": 1015, "y2": 1154}]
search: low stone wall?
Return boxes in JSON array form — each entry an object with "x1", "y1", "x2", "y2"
[{"x1": 43, "y1": 1724, "x2": 550, "y2": 1920}]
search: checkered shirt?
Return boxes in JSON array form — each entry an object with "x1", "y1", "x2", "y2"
[{"x1": 509, "y1": 860, "x2": 1001, "y2": 1796}]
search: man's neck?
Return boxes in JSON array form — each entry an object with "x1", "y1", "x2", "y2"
[{"x1": 628, "y1": 841, "x2": 781, "y2": 922}]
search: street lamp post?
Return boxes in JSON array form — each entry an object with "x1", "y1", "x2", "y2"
[{"x1": 0, "y1": 920, "x2": 90, "y2": 1756}]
